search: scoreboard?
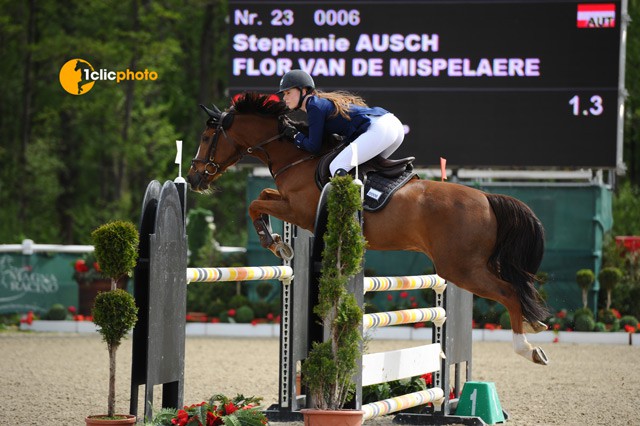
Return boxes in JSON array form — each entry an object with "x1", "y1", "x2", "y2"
[{"x1": 228, "y1": 0, "x2": 626, "y2": 169}]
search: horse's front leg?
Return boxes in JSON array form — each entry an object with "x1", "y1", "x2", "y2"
[{"x1": 249, "y1": 189, "x2": 295, "y2": 260}]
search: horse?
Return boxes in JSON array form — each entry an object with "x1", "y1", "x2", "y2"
[
  {"x1": 74, "y1": 60, "x2": 93, "y2": 94},
  {"x1": 187, "y1": 92, "x2": 550, "y2": 365}
]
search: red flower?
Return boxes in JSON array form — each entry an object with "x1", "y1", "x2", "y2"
[
  {"x1": 207, "y1": 411, "x2": 222, "y2": 426},
  {"x1": 484, "y1": 323, "x2": 497, "y2": 330},
  {"x1": 411, "y1": 302, "x2": 418, "y2": 308},
  {"x1": 421, "y1": 372, "x2": 433, "y2": 386},
  {"x1": 553, "y1": 337, "x2": 559, "y2": 343},
  {"x1": 611, "y1": 308, "x2": 621, "y2": 319},
  {"x1": 410, "y1": 296, "x2": 416, "y2": 302},
  {"x1": 624, "y1": 325, "x2": 635, "y2": 333},
  {"x1": 556, "y1": 310, "x2": 566, "y2": 319},
  {"x1": 266, "y1": 313, "x2": 274, "y2": 321},
  {"x1": 251, "y1": 319, "x2": 259, "y2": 326},
  {"x1": 387, "y1": 294, "x2": 393, "y2": 301},
  {"x1": 93, "y1": 262, "x2": 101, "y2": 272},
  {"x1": 274, "y1": 315, "x2": 281, "y2": 323},
  {"x1": 211, "y1": 318, "x2": 220, "y2": 323},
  {"x1": 74, "y1": 259, "x2": 89, "y2": 273},
  {"x1": 400, "y1": 291, "x2": 409, "y2": 299},
  {"x1": 74, "y1": 315, "x2": 85, "y2": 322},
  {"x1": 553, "y1": 324, "x2": 561, "y2": 331},
  {"x1": 227, "y1": 309, "x2": 236, "y2": 317},
  {"x1": 68, "y1": 306, "x2": 77, "y2": 314},
  {"x1": 172, "y1": 409, "x2": 189, "y2": 426},
  {"x1": 224, "y1": 402, "x2": 238, "y2": 415},
  {"x1": 413, "y1": 322, "x2": 425, "y2": 328}
]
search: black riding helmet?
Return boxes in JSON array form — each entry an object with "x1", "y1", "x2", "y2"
[{"x1": 277, "y1": 70, "x2": 315, "y2": 109}]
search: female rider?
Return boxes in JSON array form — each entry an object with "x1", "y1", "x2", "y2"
[{"x1": 277, "y1": 69, "x2": 405, "y2": 177}]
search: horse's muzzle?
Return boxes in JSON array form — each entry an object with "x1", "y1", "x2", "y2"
[{"x1": 186, "y1": 172, "x2": 208, "y2": 192}]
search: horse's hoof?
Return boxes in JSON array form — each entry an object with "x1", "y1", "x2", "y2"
[
  {"x1": 532, "y1": 347, "x2": 549, "y2": 365},
  {"x1": 524, "y1": 320, "x2": 548, "y2": 334},
  {"x1": 276, "y1": 243, "x2": 294, "y2": 261}
]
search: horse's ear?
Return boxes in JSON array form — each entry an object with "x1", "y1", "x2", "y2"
[
  {"x1": 200, "y1": 104, "x2": 218, "y2": 118},
  {"x1": 211, "y1": 104, "x2": 221, "y2": 114}
]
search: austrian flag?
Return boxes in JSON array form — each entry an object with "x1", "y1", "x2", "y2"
[{"x1": 577, "y1": 3, "x2": 616, "y2": 28}]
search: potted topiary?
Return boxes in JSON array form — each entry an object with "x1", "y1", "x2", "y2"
[
  {"x1": 86, "y1": 220, "x2": 139, "y2": 425},
  {"x1": 598, "y1": 266, "x2": 623, "y2": 311},
  {"x1": 575, "y1": 269, "x2": 595, "y2": 309},
  {"x1": 300, "y1": 176, "x2": 366, "y2": 426}
]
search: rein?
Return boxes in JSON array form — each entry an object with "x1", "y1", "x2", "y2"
[{"x1": 192, "y1": 111, "x2": 318, "y2": 179}]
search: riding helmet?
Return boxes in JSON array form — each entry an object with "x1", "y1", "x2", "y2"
[{"x1": 278, "y1": 70, "x2": 315, "y2": 93}]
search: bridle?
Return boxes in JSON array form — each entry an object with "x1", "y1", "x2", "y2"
[{"x1": 191, "y1": 106, "x2": 317, "y2": 180}]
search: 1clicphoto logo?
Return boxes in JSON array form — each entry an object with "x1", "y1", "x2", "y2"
[
  {"x1": 59, "y1": 58, "x2": 159, "y2": 95},
  {"x1": 59, "y1": 59, "x2": 96, "y2": 95}
]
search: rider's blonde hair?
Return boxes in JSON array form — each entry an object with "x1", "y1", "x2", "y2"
[{"x1": 314, "y1": 90, "x2": 368, "y2": 120}]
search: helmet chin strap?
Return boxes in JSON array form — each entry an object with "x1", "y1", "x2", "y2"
[{"x1": 295, "y1": 88, "x2": 311, "y2": 110}]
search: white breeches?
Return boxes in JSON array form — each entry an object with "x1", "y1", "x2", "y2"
[{"x1": 329, "y1": 113, "x2": 405, "y2": 176}]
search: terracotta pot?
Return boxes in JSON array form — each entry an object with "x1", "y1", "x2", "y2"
[
  {"x1": 85, "y1": 414, "x2": 136, "y2": 425},
  {"x1": 301, "y1": 409, "x2": 364, "y2": 426}
]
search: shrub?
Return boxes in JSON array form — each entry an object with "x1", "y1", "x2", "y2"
[
  {"x1": 91, "y1": 221, "x2": 138, "y2": 288},
  {"x1": 599, "y1": 309, "x2": 618, "y2": 325},
  {"x1": 576, "y1": 269, "x2": 595, "y2": 309},
  {"x1": 594, "y1": 322, "x2": 607, "y2": 332},
  {"x1": 228, "y1": 294, "x2": 248, "y2": 309},
  {"x1": 574, "y1": 315, "x2": 595, "y2": 331},
  {"x1": 235, "y1": 305, "x2": 255, "y2": 323},
  {"x1": 252, "y1": 301, "x2": 272, "y2": 319},
  {"x1": 499, "y1": 310, "x2": 511, "y2": 330},
  {"x1": 573, "y1": 307, "x2": 594, "y2": 320},
  {"x1": 46, "y1": 304, "x2": 67, "y2": 320},
  {"x1": 599, "y1": 267, "x2": 623, "y2": 310},
  {"x1": 206, "y1": 299, "x2": 226, "y2": 317},
  {"x1": 619, "y1": 315, "x2": 639, "y2": 329}
]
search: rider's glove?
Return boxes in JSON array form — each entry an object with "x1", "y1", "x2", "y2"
[{"x1": 281, "y1": 125, "x2": 299, "y2": 141}]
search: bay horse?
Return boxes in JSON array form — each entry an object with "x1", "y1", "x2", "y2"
[{"x1": 187, "y1": 92, "x2": 550, "y2": 365}]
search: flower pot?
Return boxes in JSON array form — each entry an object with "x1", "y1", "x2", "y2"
[
  {"x1": 301, "y1": 409, "x2": 364, "y2": 426},
  {"x1": 85, "y1": 414, "x2": 136, "y2": 425}
]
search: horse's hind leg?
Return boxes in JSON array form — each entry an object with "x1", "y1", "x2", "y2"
[{"x1": 447, "y1": 267, "x2": 549, "y2": 365}]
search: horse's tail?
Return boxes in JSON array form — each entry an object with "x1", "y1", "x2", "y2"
[{"x1": 486, "y1": 193, "x2": 549, "y2": 323}]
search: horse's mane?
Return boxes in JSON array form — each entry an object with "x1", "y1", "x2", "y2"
[{"x1": 231, "y1": 92, "x2": 288, "y2": 117}]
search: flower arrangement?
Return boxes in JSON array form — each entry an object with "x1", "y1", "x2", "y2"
[
  {"x1": 73, "y1": 253, "x2": 106, "y2": 282},
  {"x1": 146, "y1": 394, "x2": 267, "y2": 426}
]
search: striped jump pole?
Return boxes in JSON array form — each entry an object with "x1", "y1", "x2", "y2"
[
  {"x1": 364, "y1": 274, "x2": 446, "y2": 293},
  {"x1": 362, "y1": 388, "x2": 445, "y2": 420},
  {"x1": 363, "y1": 307, "x2": 446, "y2": 329},
  {"x1": 186, "y1": 266, "x2": 293, "y2": 284}
]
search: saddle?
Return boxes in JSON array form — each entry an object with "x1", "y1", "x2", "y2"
[{"x1": 315, "y1": 146, "x2": 418, "y2": 212}]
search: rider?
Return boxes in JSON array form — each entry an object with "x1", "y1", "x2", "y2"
[{"x1": 277, "y1": 69, "x2": 405, "y2": 177}]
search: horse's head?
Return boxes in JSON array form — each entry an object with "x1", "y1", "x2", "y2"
[{"x1": 187, "y1": 92, "x2": 290, "y2": 192}]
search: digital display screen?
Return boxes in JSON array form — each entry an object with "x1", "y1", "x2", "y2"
[{"x1": 228, "y1": 0, "x2": 624, "y2": 168}]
